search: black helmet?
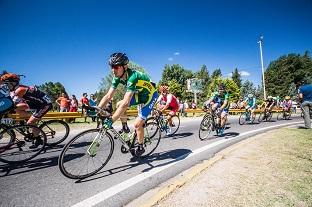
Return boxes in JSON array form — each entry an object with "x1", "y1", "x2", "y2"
[{"x1": 108, "y1": 53, "x2": 129, "y2": 67}]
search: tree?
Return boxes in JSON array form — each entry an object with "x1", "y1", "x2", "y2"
[
  {"x1": 194, "y1": 65, "x2": 210, "y2": 104},
  {"x1": 232, "y1": 68, "x2": 242, "y2": 89},
  {"x1": 159, "y1": 64, "x2": 194, "y2": 101},
  {"x1": 211, "y1": 68, "x2": 222, "y2": 79},
  {"x1": 207, "y1": 78, "x2": 240, "y2": 102},
  {"x1": 240, "y1": 80, "x2": 256, "y2": 99},
  {"x1": 265, "y1": 52, "x2": 312, "y2": 97},
  {"x1": 38, "y1": 82, "x2": 67, "y2": 110}
]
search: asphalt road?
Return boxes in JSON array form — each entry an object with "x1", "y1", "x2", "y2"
[{"x1": 0, "y1": 114, "x2": 303, "y2": 207}]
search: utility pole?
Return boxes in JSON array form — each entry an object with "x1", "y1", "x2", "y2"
[{"x1": 258, "y1": 35, "x2": 267, "y2": 100}]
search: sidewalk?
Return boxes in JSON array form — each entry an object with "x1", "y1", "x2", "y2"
[{"x1": 128, "y1": 125, "x2": 312, "y2": 207}]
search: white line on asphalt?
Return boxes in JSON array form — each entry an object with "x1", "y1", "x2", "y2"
[{"x1": 71, "y1": 121, "x2": 303, "y2": 207}]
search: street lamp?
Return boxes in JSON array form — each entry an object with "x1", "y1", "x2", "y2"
[{"x1": 257, "y1": 35, "x2": 267, "y2": 100}]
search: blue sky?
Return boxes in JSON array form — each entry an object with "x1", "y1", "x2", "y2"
[{"x1": 1, "y1": 0, "x2": 311, "y2": 97}]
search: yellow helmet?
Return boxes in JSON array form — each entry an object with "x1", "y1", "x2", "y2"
[{"x1": 285, "y1": 96, "x2": 290, "y2": 100}]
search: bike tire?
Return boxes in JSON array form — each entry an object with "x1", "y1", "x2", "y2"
[
  {"x1": 58, "y1": 128, "x2": 114, "y2": 179},
  {"x1": 258, "y1": 112, "x2": 264, "y2": 123},
  {"x1": 170, "y1": 115, "x2": 180, "y2": 135},
  {"x1": 239, "y1": 113, "x2": 246, "y2": 125},
  {"x1": 131, "y1": 121, "x2": 161, "y2": 158},
  {"x1": 199, "y1": 113, "x2": 214, "y2": 140},
  {"x1": 0, "y1": 125, "x2": 47, "y2": 164},
  {"x1": 40, "y1": 120, "x2": 70, "y2": 146},
  {"x1": 144, "y1": 117, "x2": 159, "y2": 139}
]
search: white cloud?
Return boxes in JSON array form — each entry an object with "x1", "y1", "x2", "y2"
[
  {"x1": 226, "y1": 72, "x2": 232, "y2": 77},
  {"x1": 239, "y1": 71, "x2": 250, "y2": 76},
  {"x1": 174, "y1": 52, "x2": 180, "y2": 55},
  {"x1": 168, "y1": 57, "x2": 173, "y2": 61}
]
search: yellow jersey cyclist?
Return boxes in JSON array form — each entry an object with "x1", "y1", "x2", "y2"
[
  {"x1": 98, "y1": 53, "x2": 158, "y2": 156},
  {"x1": 204, "y1": 84, "x2": 229, "y2": 135},
  {"x1": 243, "y1": 94, "x2": 257, "y2": 121}
]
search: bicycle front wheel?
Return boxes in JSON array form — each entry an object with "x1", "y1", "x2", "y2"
[
  {"x1": 238, "y1": 113, "x2": 246, "y2": 125},
  {"x1": 0, "y1": 125, "x2": 47, "y2": 164},
  {"x1": 199, "y1": 114, "x2": 214, "y2": 140},
  {"x1": 170, "y1": 115, "x2": 180, "y2": 135},
  {"x1": 58, "y1": 129, "x2": 114, "y2": 179},
  {"x1": 40, "y1": 120, "x2": 70, "y2": 146}
]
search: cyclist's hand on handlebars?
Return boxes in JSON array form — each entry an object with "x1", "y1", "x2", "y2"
[{"x1": 103, "y1": 117, "x2": 113, "y2": 129}]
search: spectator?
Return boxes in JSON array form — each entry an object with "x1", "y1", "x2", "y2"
[
  {"x1": 89, "y1": 94, "x2": 97, "y2": 122},
  {"x1": 69, "y1": 95, "x2": 78, "y2": 112},
  {"x1": 297, "y1": 81, "x2": 312, "y2": 129},
  {"x1": 230, "y1": 102, "x2": 237, "y2": 109},
  {"x1": 56, "y1": 92, "x2": 70, "y2": 112},
  {"x1": 191, "y1": 99, "x2": 197, "y2": 116},
  {"x1": 237, "y1": 98, "x2": 245, "y2": 109},
  {"x1": 183, "y1": 100, "x2": 189, "y2": 117},
  {"x1": 80, "y1": 93, "x2": 90, "y2": 122}
]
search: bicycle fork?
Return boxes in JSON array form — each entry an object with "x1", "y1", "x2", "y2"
[{"x1": 87, "y1": 129, "x2": 106, "y2": 157}]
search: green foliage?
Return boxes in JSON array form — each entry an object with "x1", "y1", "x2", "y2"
[
  {"x1": 211, "y1": 68, "x2": 222, "y2": 79},
  {"x1": 240, "y1": 80, "x2": 256, "y2": 99},
  {"x1": 160, "y1": 64, "x2": 193, "y2": 86},
  {"x1": 265, "y1": 51, "x2": 312, "y2": 97},
  {"x1": 206, "y1": 78, "x2": 240, "y2": 102},
  {"x1": 37, "y1": 82, "x2": 67, "y2": 110},
  {"x1": 232, "y1": 68, "x2": 242, "y2": 89}
]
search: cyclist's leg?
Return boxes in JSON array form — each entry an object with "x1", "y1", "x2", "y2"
[
  {"x1": 135, "y1": 91, "x2": 158, "y2": 155},
  {"x1": 220, "y1": 109, "x2": 228, "y2": 128},
  {"x1": 27, "y1": 104, "x2": 52, "y2": 136},
  {"x1": 117, "y1": 100, "x2": 130, "y2": 133}
]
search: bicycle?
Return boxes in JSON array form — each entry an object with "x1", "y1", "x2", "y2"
[
  {"x1": 277, "y1": 108, "x2": 291, "y2": 120},
  {"x1": 58, "y1": 107, "x2": 161, "y2": 179},
  {"x1": 198, "y1": 106, "x2": 225, "y2": 140},
  {"x1": 0, "y1": 115, "x2": 47, "y2": 164},
  {"x1": 3, "y1": 113, "x2": 70, "y2": 147},
  {"x1": 258, "y1": 108, "x2": 273, "y2": 122},
  {"x1": 145, "y1": 109, "x2": 180, "y2": 137},
  {"x1": 239, "y1": 108, "x2": 256, "y2": 125}
]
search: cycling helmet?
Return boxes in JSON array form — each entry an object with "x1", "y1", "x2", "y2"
[
  {"x1": 159, "y1": 85, "x2": 169, "y2": 93},
  {"x1": 285, "y1": 96, "x2": 290, "y2": 100},
  {"x1": 248, "y1": 94, "x2": 253, "y2": 98},
  {"x1": 1, "y1": 73, "x2": 20, "y2": 83},
  {"x1": 108, "y1": 53, "x2": 129, "y2": 67}
]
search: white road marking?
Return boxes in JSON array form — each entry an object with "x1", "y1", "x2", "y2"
[{"x1": 71, "y1": 121, "x2": 303, "y2": 207}]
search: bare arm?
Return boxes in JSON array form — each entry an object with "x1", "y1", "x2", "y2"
[
  {"x1": 111, "y1": 91, "x2": 133, "y2": 122},
  {"x1": 98, "y1": 88, "x2": 116, "y2": 109}
]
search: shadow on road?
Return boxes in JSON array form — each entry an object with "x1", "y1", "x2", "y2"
[
  {"x1": 76, "y1": 148, "x2": 192, "y2": 183},
  {"x1": 165, "y1": 132, "x2": 193, "y2": 139},
  {"x1": 0, "y1": 146, "x2": 64, "y2": 177}
]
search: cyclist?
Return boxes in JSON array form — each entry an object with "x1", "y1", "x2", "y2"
[
  {"x1": 243, "y1": 94, "x2": 257, "y2": 122},
  {"x1": 296, "y1": 78, "x2": 312, "y2": 129},
  {"x1": 155, "y1": 85, "x2": 179, "y2": 135},
  {"x1": 282, "y1": 96, "x2": 292, "y2": 115},
  {"x1": 0, "y1": 72, "x2": 52, "y2": 148},
  {"x1": 97, "y1": 53, "x2": 158, "y2": 156},
  {"x1": 262, "y1": 96, "x2": 275, "y2": 111},
  {"x1": 204, "y1": 84, "x2": 229, "y2": 135}
]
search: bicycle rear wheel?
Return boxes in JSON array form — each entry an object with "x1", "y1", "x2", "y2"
[
  {"x1": 131, "y1": 121, "x2": 161, "y2": 158},
  {"x1": 199, "y1": 114, "x2": 214, "y2": 140},
  {"x1": 169, "y1": 115, "x2": 180, "y2": 135},
  {"x1": 40, "y1": 120, "x2": 70, "y2": 146},
  {"x1": 0, "y1": 125, "x2": 47, "y2": 164},
  {"x1": 58, "y1": 128, "x2": 114, "y2": 179}
]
